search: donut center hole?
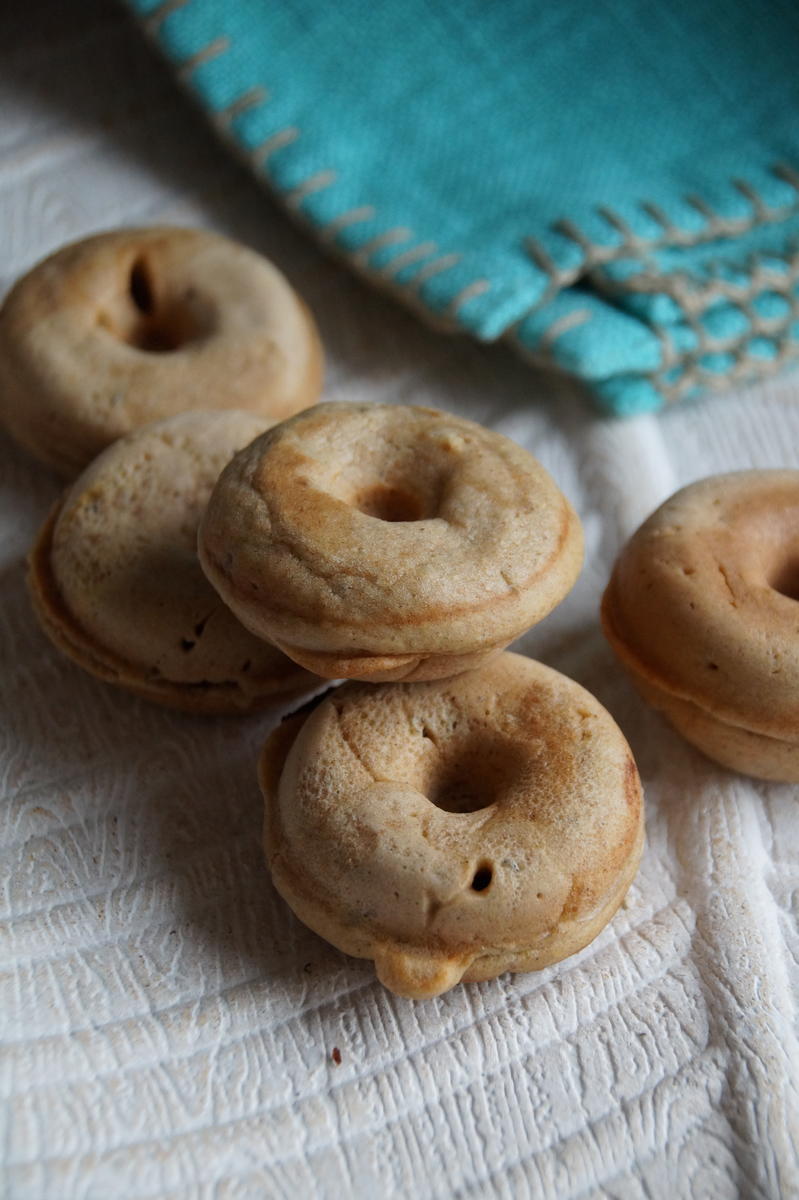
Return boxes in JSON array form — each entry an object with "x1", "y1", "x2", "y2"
[
  {"x1": 426, "y1": 739, "x2": 526, "y2": 814},
  {"x1": 771, "y1": 558, "x2": 799, "y2": 601},
  {"x1": 355, "y1": 484, "x2": 428, "y2": 523},
  {"x1": 129, "y1": 257, "x2": 154, "y2": 316},
  {"x1": 98, "y1": 256, "x2": 212, "y2": 353}
]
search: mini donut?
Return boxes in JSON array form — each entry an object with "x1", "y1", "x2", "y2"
[
  {"x1": 602, "y1": 470, "x2": 799, "y2": 781},
  {"x1": 28, "y1": 411, "x2": 319, "y2": 714},
  {"x1": 260, "y1": 652, "x2": 644, "y2": 999},
  {"x1": 199, "y1": 403, "x2": 584, "y2": 683},
  {"x1": 0, "y1": 227, "x2": 323, "y2": 475}
]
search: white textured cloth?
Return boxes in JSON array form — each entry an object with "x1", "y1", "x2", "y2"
[{"x1": 2, "y1": 4, "x2": 798, "y2": 1197}]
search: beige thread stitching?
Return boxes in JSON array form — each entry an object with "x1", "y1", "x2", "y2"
[
  {"x1": 139, "y1": 22, "x2": 472, "y2": 323},
  {"x1": 380, "y1": 241, "x2": 438, "y2": 277},
  {"x1": 592, "y1": 250, "x2": 799, "y2": 312},
  {"x1": 143, "y1": 0, "x2": 187, "y2": 34},
  {"x1": 285, "y1": 170, "x2": 337, "y2": 209},
  {"x1": 214, "y1": 87, "x2": 269, "y2": 130},
  {"x1": 684, "y1": 194, "x2": 716, "y2": 224},
  {"x1": 352, "y1": 227, "x2": 412, "y2": 265},
  {"x1": 664, "y1": 328, "x2": 799, "y2": 403},
  {"x1": 733, "y1": 179, "x2": 768, "y2": 222},
  {"x1": 250, "y1": 126, "x2": 300, "y2": 167},
  {"x1": 533, "y1": 246, "x2": 799, "y2": 404},
  {"x1": 523, "y1": 238, "x2": 568, "y2": 303},
  {"x1": 552, "y1": 218, "x2": 596, "y2": 257},
  {"x1": 641, "y1": 201, "x2": 680, "y2": 238},
  {"x1": 535, "y1": 211, "x2": 799, "y2": 401},
  {"x1": 653, "y1": 267, "x2": 799, "y2": 402},
  {"x1": 666, "y1": 346, "x2": 795, "y2": 402},
  {"x1": 447, "y1": 279, "x2": 491, "y2": 315},
  {"x1": 411, "y1": 253, "x2": 463, "y2": 287},
  {"x1": 134, "y1": 20, "x2": 450, "y2": 320},
  {"x1": 529, "y1": 169, "x2": 799, "y2": 291},
  {"x1": 535, "y1": 309, "x2": 592, "y2": 357},
  {"x1": 176, "y1": 35, "x2": 229, "y2": 82},
  {"x1": 680, "y1": 309, "x2": 798, "y2": 361},
  {"x1": 733, "y1": 293, "x2": 766, "y2": 334},
  {"x1": 141, "y1": 14, "x2": 799, "y2": 404},
  {"x1": 644, "y1": 250, "x2": 799, "y2": 399},
  {"x1": 684, "y1": 194, "x2": 760, "y2": 239},
  {"x1": 503, "y1": 328, "x2": 589, "y2": 379},
  {"x1": 681, "y1": 308, "x2": 713, "y2": 356},
  {"x1": 322, "y1": 206, "x2": 376, "y2": 240},
  {"x1": 596, "y1": 206, "x2": 651, "y2": 253},
  {"x1": 650, "y1": 321, "x2": 680, "y2": 370}
]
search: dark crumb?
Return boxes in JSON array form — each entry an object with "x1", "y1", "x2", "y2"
[
  {"x1": 303, "y1": 962, "x2": 312, "y2": 973},
  {"x1": 331, "y1": 1047, "x2": 342, "y2": 1065}
]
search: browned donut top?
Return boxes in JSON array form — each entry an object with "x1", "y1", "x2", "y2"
[
  {"x1": 0, "y1": 227, "x2": 322, "y2": 474},
  {"x1": 603, "y1": 470, "x2": 799, "y2": 737},
  {"x1": 199, "y1": 403, "x2": 584, "y2": 659},
  {"x1": 262, "y1": 652, "x2": 643, "y2": 997}
]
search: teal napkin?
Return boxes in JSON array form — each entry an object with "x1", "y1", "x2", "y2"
[{"x1": 127, "y1": 0, "x2": 799, "y2": 413}]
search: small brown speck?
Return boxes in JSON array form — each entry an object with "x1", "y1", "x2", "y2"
[{"x1": 331, "y1": 1047, "x2": 341, "y2": 1065}]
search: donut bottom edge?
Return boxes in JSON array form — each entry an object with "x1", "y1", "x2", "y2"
[
  {"x1": 266, "y1": 823, "x2": 643, "y2": 1000},
  {"x1": 380, "y1": 830, "x2": 643, "y2": 998},
  {"x1": 274, "y1": 639, "x2": 509, "y2": 683},
  {"x1": 601, "y1": 584, "x2": 799, "y2": 783},
  {"x1": 28, "y1": 504, "x2": 318, "y2": 716},
  {"x1": 632, "y1": 668, "x2": 799, "y2": 783}
]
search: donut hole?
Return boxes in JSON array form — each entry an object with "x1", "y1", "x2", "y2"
[
  {"x1": 129, "y1": 257, "x2": 155, "y2": 316},
  {"x1": 97, "y1": 256, "x2": 213, "y2": 353},
  {"x1": 355, "y1": 483, "x2": 428, "y2": 523},
  {"x1": 127, "y1": 257, "x2": 191, "y2": 352},
  {"x1": 425, "y1": 736, "x2": 526, "y2": 814},
  {"x1": 312, "y1": 425, "x2": 457, "y2": 525},
  {"x1": 471, "y1": 865, "x2": 493, "y2": 892},
  {"x1": 771, "y1": 558, "x2": 799, "y2": 602}
]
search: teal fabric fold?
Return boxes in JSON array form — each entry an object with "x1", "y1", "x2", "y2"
[{"x1": 127, "y1": 0, "x2": 799, "y2": 413}]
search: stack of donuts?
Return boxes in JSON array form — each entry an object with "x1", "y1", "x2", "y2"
[{"x1": 3, "y1": 226, "x2": 795, "y2": 999}]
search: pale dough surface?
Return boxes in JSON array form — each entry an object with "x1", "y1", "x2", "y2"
[
  {"x1": 28, "y1": 411, "x2": 318, "y2": 714},
  {"x1": 2, "y1": 3, "x2": 798, "y2": 1197}
]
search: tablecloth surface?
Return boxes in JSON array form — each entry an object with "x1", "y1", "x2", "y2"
[{"x1": 2, "y1": 4, "x2": 798, "y2": 1197}]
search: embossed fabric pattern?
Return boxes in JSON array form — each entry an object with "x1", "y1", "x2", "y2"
[{"x1": 125, "y1": 0, "x2": 799, "y2": 413}]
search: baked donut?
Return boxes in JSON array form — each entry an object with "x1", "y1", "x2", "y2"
[
  {"x1": 261, "y1": 652, "x2": 644, "y2": 999},
  {"x1": 28, "y1": 411, "x2": 318, "y2": 714},
  {"x1": 602, "y1": 470, "x2": 799, "y2": 782},
  {"x1": 199, "y1": 403, "x2": 584, "y2": 683},
  {"x1": 0, "y1": 227, "x2": 323, "y2": 475}
]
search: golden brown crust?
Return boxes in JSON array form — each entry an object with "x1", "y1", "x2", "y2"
[
  {"x1": 260, "y1": 652, "x2": 644, "y2": 998},
  {"x1": 200, "y1": 403, "x2": 584, "y2": 682},
  {"x1": 27, "y1": 412, "x2": 319, "y2": 715},
  {"x1": 0, "y1": 227, "x2": 323, "y2": 476},
  {"x1": 601, "y1": 470, "x2": 799, "y2": 781},
  {"x1": 272, "y1": 641, "x2": 507, "y2": 683},
  {"x1": 615, "y1": 657, "x2": 799, "y2": 783}
]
